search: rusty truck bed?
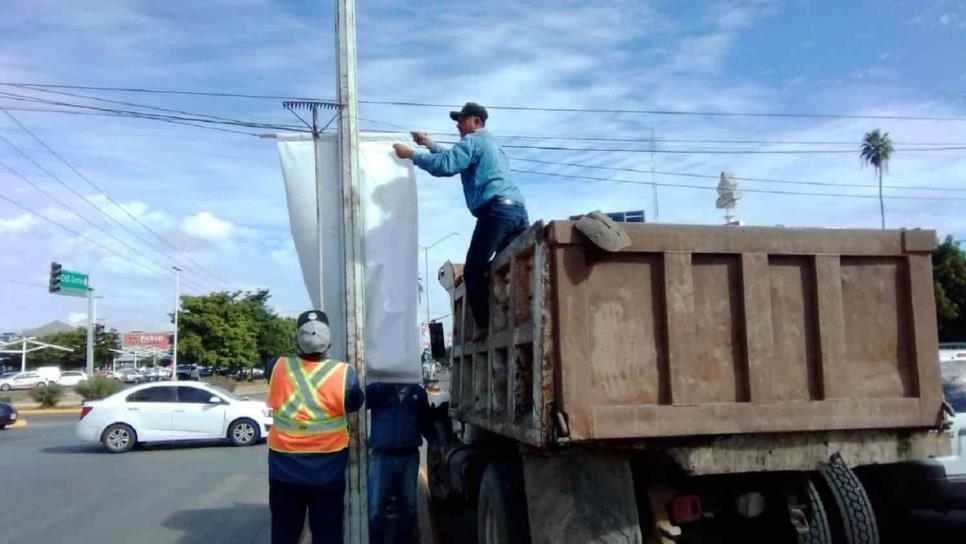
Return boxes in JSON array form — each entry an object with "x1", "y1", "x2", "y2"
[{"x1": 442, "y1": 220, "x2": 943, "y2": 448}]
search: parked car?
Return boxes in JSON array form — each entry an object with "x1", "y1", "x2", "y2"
[
  {"x1": 198, "y1": 366, "x2": 214, "y2": 378},
  {"x1": 157, "y1": 367, "x2": 173, "y2": 380},
  {"x1": 140, "y1": 368, "x2": 160, "y2": 382},
  {"x1": 0, "y1": 401, "x2": 18, "y2": 429},
  {"x1": 94, "y1": 370, "x2": 122, "y2": 381},
  {"x1": 117, "y1": 368, "x2": 144, "y2": 384},
  {"x1": 35, "y1": 366, "x2": 62, "y2": 384},
  {"x1": 57, "y1": 371, "x2": 89, "y2": 387},
  {"x1": 76, "y1": 382, "x2": 273, "y2": 453},
  {"x1": 0, "y1": 371, "x2": 47, "y2": 391},
  {"x1": 939, "y1": 380, "x2": 966, "y2": 481},
  {"x1": 176, "y1": 365, "x2": 200, "y2": 381}
]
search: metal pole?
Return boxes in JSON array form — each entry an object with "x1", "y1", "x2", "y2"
[
  {"x1": 20, "y1": 337, "x2": 26, "y2": 372},
  {"x1": 419, "y1": 232, "x2": 457, "y2": 327},
  {"x1": 424, "y1": 246, "x2": 431, "y2": 325},
  {"x1": 172, "y1": 266, "x2": 181, "y2": 381},
  {"x1": 86, "y1": 287, "x2": 94, "y2": 376},
  {"x1": 650, "y1": 127, "x2": 659, "y2": 222},
  {"x1": 335, "y1": 1, "x2": 367, "y2": 541}
]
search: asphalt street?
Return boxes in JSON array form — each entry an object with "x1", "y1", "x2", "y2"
[
  {"x1": 2, "y1": 412, "x2": 964, "y2": 543},
  {"x1": 0, "y1": 413, "x2": 271, "y2": 544}
]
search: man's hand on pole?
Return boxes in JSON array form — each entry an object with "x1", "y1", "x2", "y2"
[
  {"x1": 393, "y1": 143, "x2": 414, "y2": 160},
  {"x1": 410, "y1": 131, "x2": 433, "y2": 148}
]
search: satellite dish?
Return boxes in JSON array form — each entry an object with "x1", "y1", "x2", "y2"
[{"x1": 715, "y1": 171, "x2": 741, "y2": 224}]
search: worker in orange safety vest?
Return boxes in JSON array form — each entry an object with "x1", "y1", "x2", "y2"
[{"x1": 267, "y1": 310, "x2": 365, "y2": 544}]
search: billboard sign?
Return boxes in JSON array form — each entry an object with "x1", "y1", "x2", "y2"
[{"x1": 122, "y1": 332, "x2": 173, "y2": 350}]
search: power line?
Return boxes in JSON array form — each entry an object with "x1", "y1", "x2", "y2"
[
  {"x1": 362, "y1": 101, "x2": 966, "y2": 123},
  {"x1": 0, "y1": 109, "x2": 235, "y2": 290},
  {"x1": 2, "y1": 82, "x2": 320, "y2": 101},
  {"x1": 434, "y1": 139, "x2": 966, "y2": 155},
  {"x1": 6, "y1": 82, "x2": 966, "y2": 122},
  {"x1": 0, "y1": 191, "x2": 206, "y2": 293},
  {"x1": 0, "y1": 106, "x2": 264, "y2": 137},
  {"x1": 507, "y1": 157, "x2": 966, "y2": 193},
  {"x1": 0, "y1": 91, "x2": 306, "y2": 132},
  {"x1": 0, "y1": 133, "x2": 215, "y2": 292},
  {"x1": 511, "y1": 168, "x2": 966, "y2": 201},
  {"x1": 353, "y1": 123, "x2": 966, "y2": 154},
  {"x1": 0, "y1": 279, "x2": 47, "y2": 289},
  {"x1": 0, "y1": 156, "x2": 207, "y2": 292},
  {"x1": 5, "y1": 84, "x2": 282, "y2": 126}
]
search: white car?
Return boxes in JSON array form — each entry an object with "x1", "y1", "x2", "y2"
[
  {"x1": 57, "y1": 371, "x2": 89, "y2": 387},
  {"x1": 76, "y1": 381, "x2": 273, "y2": 453},
  {"x1": 0, "y1": 371, "x2": 48, "y2": 391},
  {"x1": 939, "y1": 381, "x2": 966, "y2": 481}
]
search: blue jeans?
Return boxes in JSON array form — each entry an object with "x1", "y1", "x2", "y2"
[
  {"x1": 269, "y1": 477, "x2": 344, "y2": 544},
  {"x1": 466, "y1": 200, "x2": 529, "y2": 330},
  {"x1": 368, "y1": 449, "x2": 420, "y2": 544}
]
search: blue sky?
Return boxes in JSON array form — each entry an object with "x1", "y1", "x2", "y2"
[{"x1": 0, "y1": 0, "x2": 964, "y2": 334}]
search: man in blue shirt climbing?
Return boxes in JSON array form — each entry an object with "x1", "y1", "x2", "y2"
[
  {"x1": 394, "y1": 102, "x2": 529, "y2": 341},
  {"x1": 365, "y1": 382, "x2": 434, "y2": 544}
]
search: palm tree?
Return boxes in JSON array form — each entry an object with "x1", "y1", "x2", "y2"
[{"x1": 860, "y1": 129, "x2": 894, "y2": 229}]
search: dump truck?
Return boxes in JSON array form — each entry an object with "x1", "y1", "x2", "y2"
[{"x1": 427, "y1": 220, "x2": 952, "y2": 544}]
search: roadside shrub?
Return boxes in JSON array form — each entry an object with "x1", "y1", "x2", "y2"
[
  {"x1": 29, "y1": 383, "x2": 64, "y2": 408},
  {"x1": 76, "y1": 378, "x2": 123, "y2": 401},
  {"x1": 205, "y1": 375, "x2": 238, "y2": 392}
]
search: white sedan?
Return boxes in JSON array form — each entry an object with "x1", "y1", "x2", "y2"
[
  {"x1": 939, "y1": 381, "x2": 966, "y2": 481},
  {"x1": 57, "y1": 371, "x2": 88, "y2": 387},
  {"x1": 76, "y1": 381, "x2": 273, "y2": 453},
  {"x1": 0, "y1": 371, "x2": 47, "y2": 391}
]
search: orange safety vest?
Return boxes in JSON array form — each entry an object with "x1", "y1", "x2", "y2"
[{"x1": 267, "y1": 356, "x2": 349, "y2": 454}]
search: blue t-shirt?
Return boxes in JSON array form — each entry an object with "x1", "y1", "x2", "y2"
[{"x1": 268, "y1": 364, "x2": 365, "y2": 485}]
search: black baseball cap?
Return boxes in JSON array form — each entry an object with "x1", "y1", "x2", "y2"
[
  {"x1": 297, "y1": 310, "x2": 329, "y2": 329},
  {"x1": 449, "y1": 102, "x2": 488, "y2": 122}
]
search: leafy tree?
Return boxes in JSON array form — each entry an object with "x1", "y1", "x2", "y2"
[
  {"x1": 934, "y1": 236, "x2": 966, "y2": 341},
  {"x1": 22, "y1": 325, "x2": 120, "y2": 370},
  {"x1": 175, "y1": 289, "x2": 296, "y2": 371},
  {"x1": 177, "y1": 292, "x2": 259, "y2": 370},
  {"x1": 237, "y1": 290, "x2": 298, "y2": 365},
  {"x1": 860, "y1": 129, "x2": 894, "y2": 230}
]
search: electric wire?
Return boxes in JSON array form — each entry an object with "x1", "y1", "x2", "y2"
[
  {"x1": 1, "y1": 109, "x2": 236, "y2": 290},
  {"x1": 0, "y1": 190, "x2": 206, "y2": 293},
  {"x1": 511, "y1": 168, "x2": 966, "y2": 201},
  {"x1": 6, "y1": 82, "x2": 966, "y2": 122},
  {"x1": 507, "y1": 157, "x2": 966, "y2": 193}
]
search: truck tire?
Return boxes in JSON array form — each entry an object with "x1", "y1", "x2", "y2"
[
  {"x1": 477, "y1": 463, "x2": 530, "y2": 544},
  {"x1": 816, "y1": 453, "x2": 879, "y2": 544}
]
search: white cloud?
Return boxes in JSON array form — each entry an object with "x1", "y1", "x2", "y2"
[
  {"x1": 182, "y1": 212, "x2": 233, "y2": 239},
  {"x1": 67, "y1": 312, "x2": 88, "y2": 324},
  {"x1": 940, "y1": 13, "x2": 952, "y2": 25},
  {"x1": 0, "y1": 213, "x2": 35, "y2": 234}
]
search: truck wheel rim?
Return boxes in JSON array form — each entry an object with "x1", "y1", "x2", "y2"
[
  {"x1": 108, "y1": 429, "x2": 129, "y2": 449},
  {"x1": 234, "y1": 423, "x2": 255, "y2": 443}
]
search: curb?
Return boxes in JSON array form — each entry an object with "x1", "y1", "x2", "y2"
[{"x1": 17, "y1": 406, "x2": 81, "y2": 415}]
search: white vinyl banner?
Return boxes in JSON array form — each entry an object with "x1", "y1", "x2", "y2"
[{"x1": 276, "y1": 132, "x2": 422, "y2": 383}]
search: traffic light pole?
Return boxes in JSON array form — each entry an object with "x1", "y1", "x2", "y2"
[{"x1": 86, "y1": 285, "x2": 94, "y2": 375}]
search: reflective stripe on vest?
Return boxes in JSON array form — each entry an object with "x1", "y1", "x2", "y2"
[{"x1": 268, "y1": 356, "x2": 348, "y2": 453}]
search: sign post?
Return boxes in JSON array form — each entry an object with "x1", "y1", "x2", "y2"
[{"x1": 48, "y1": 262, "x2": 94, "y2": 373}]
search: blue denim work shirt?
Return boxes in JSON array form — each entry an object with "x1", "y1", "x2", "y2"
[{"x1": 412, "y1": 128, "x2": 525, "y2": 215}]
